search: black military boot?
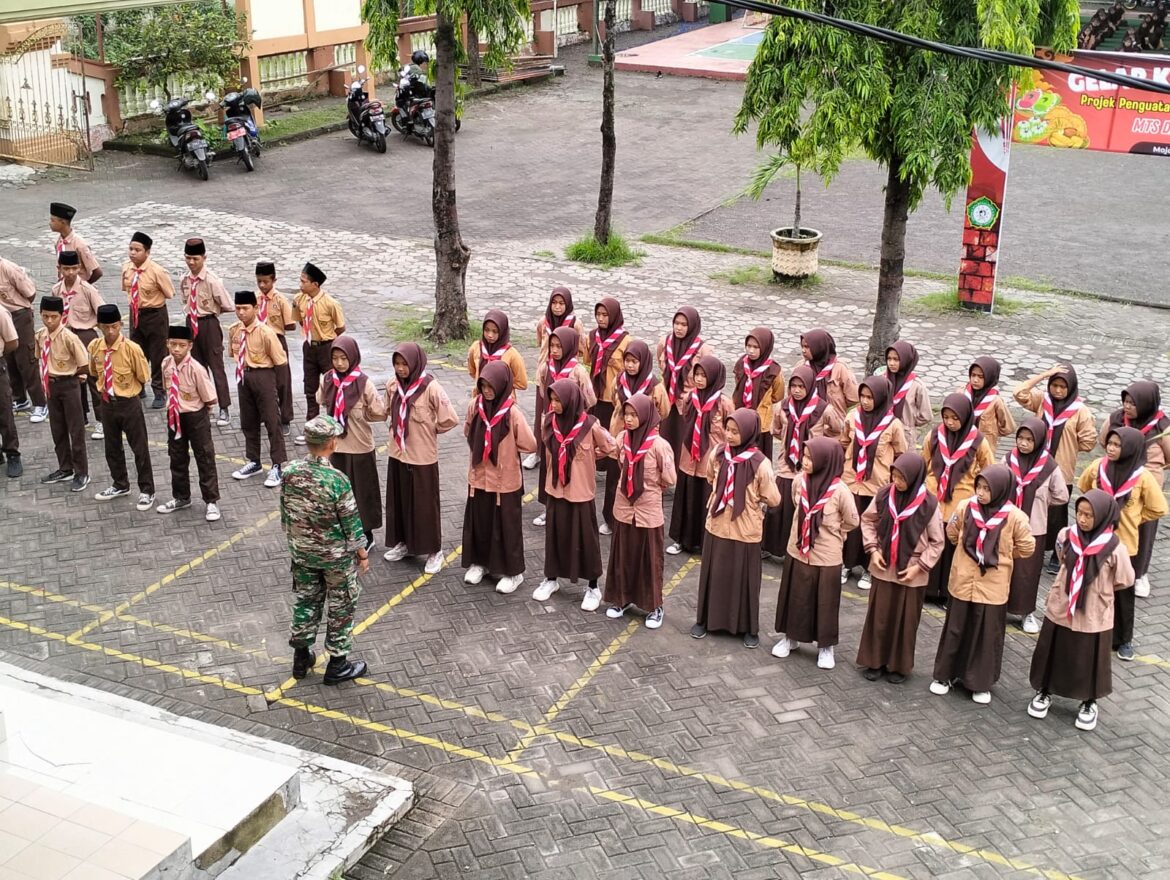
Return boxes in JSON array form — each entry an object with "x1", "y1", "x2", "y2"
[
  {"x1": 323, "y1": 654, "x2": 367, "y2": 685},
  {"x1": 292, "y1": 646, "x2": 315, "y2": 679}
]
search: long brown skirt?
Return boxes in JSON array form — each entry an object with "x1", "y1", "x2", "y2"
[
  {"x1": 604, "y1": 520, "x2": 664, "y2": 611},
  {"x1": 668, "y1": 469, "x2": 711, "y2": 552},
  {"x1": 385, "y1": 458, "x2": 441, "y2": 555},
  {"x1": 544, "y1": 496, "x2": 603, "y2": 581},
  {"x1": 855, "y1": 577, "x2": 925, "y2": 675},
  {"x1": 462, "y1": 488, "x2": 526, "y2": 577},
  {"x1": 1133, "y1": 518, "x2": 1158, "y2": 579},
  {"x1": 536, "y1": 444, "x2": 550, "y2": 506},
  {"x1": 696, "y1": 532, "x2": 761, "y2": 636},
  {"x1": 592, "y1": 401, "x2": 619, "y2": 529},
  {"x1": 842, "y1": 492, "x2": 873, "y2": 570},
  {"x1": 762, "y1": 476, "x2": 795, "y2": 557},
  {"x1": 1007, "y1": 533, "x2": 1047, "y2": 616},
  {"x1": 1044, "y1": 487, "x2": 1073, "y2": 548},
  {"x1": 660, "y1": 408, "x2": 684, "y2": 461},
  {"x1": 332, "y1": 450, "x2": 383, "y2": 534},
  {"x1": 774, "y1": 557, "x2": 841, "y2": 646},
  {"x1": 932, "y1": 598, "x2": 1007, "y2": 693},
  {"x1": 1029, "y1": 619, "x2": 1112, "y2": 701},
  {"x1": 925, "y1": 540, "x2": 957, "y2": 605}
]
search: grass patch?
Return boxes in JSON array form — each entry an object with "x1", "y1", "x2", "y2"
[
  {"x1": 260, "y1": 106, "x2": 342, "y2": 139},
  {"x1": 641, "y1": 233, "x2": 769, "y2": 259},
  {"x1": 384, "y1": 305, "x2": 474, "y2": 361},
  {"x1": 710, "y1": 264, "x2": 823, "y2": 288},
  {"x1": 905, "y1": 287, "x2": 1044, "y2": 317},
  {"x1": 532, "y1": 249, "x2": 555, "y2": 258},
  {"x1": 565, "y1": 232, "x2": 643, "y2": 268}
]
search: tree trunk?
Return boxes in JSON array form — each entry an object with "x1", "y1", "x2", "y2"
[
  {"x1": 792, "y1": 165, "x2": 801, "y2": 239},
  {"x1": 592, "y1": 0, "x2": 617, "y2": 245},
  {"x1": 430, "y1": 9, "x2": 471, "y2": 344},
  {"x1": 865, "y1": 154, "x2": 911, "y2": 375},
  {"x1": 467, "y1": 24, "x2": 483, "y2": 88}
]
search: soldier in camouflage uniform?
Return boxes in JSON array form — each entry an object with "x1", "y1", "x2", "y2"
[{"x1": 280, "y1": 415, "x2": 370, "y2": 684}]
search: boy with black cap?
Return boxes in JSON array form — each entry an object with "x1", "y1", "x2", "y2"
[
  {"x1": 53, "y1": 250, "x2": 105, "y2": 433},
  {"x1": 0, "y1": 307, "x2": 20, "y2": 478},
  {"x1": 180, "y1": 238, "x2": 234, "y2": 426},
  {"x1": 122, "y1": 231, "x2": 175, "y2": 413},
  {"x1": 228, "y1": 290, "x2": 288, "y2": 488},
  {"x1": 0, "y1": 253, "x2": 45, "y2": 423},
  {"x1": 88, "y1": 304, "x2": 155, "y2": 509},
  {"x1": 159, "y1": 324, "x2": 221, "y2": 521},
  {"x1": 36, "y1": 296, "x2": 91, "y2": 491},
  {"x1": 50, "y1": 202, "x2": 102, "y2": 283},
  {"x1": 292, "y1": 262, "x2": 345, "y2": 441},
  {"x1": 255, "y1": 260, "x2": 296, "y2": 435}
]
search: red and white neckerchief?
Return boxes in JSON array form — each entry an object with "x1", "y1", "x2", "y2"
[
  {"x1": 186, "y1": 275, "x2": 201, "y2": 337},
  {"x1": 889, "y1": 372, "x2": 917, "y2": 413},
  {"x1": 851, "y1": 407, "x2": 895, "y2": 482},
  {"x1": 1007, "y1": 447, "x2": 1052, "y2": 507},
  {"x1": 128, "y1": 268, "x2": 143, "y2": 327},
  {"x1": 799, "y1": 476, "x2": 843, "y2": 555},
  {"x1": 664, "y1": 335, "x2": 704, "y2": 404},
  {"x1": 812, "y1": 359, "x2": 836, "y2": 390},
  {"x1": 964, "y1": 384, "x2": 999, "y2": 421},
  {"x1": 967, "y1": 501, "x2": 1013, "y2": 568},
  {"x1": 688, "y1": 389, "x2": 722, "y2": 463},
  {"x1": 591, "y1": 327, "x2": 625, "y2": 378},
  {"x1": 542, "y1": 314, "x2": 574, "y2": 335},
  {"x1": 933, "y1": 423, "x2": 979, "y2": 501},
  {"x1": 301, "y1": 295, "x2": 316, "y2": 340},
  {"x1": 1097, "y1": 459, "x2": 1144, "y2": 502},
  {"x1": 61, "y1": 286, "x2": 75, "y2": 325},
  {"x1": 551, "y1": 409, "x2": 589, "y2": 484},
  {"x1": 55, "y1": 237, "x2": 65, "y2": 255},
  {"x1": 167, "y1": 360, "x2": 184, "y2": 438},
  {"x1": 622, "y1": 428, "x2": 659, "y2": 496},
  {"x1": 101, "y1": 348, "x2": 114, "y2": 402},
  {"x1": 392, "y1": 372, "x2": 429, "y2": 450},
  {"x1": 785, "y1": 390, "x2": 822, "y2": 467},
  {"x1": 1066, "y1": 526, "x2": 1115, "y2": 618},
  {"x1": 235, "y1": 325, "x2": 252, "y2": 384},
  {"x1": 713, "y1": 446, "x2": 758, "y2": 516},
  {"x1": 39, "y1": 332, "x2": 51, "y2": 397},
  {"x1": 739, "y1": 358, "x2": 775, "y2": 409},
  {"x1": 476, "y1": 395, "x2": 514, "y2": 461},
  {"x1": 546, "y1": 355, "x2": 578, "y2": 384},
  {"x1": 886, "y1": 483, "x2": 927, "y2": 570},
  {"x1": 1126, "y1": 411, "x2": 1168, "y2": 436},
  {"x1": 257, "y1": 295, "x2": 269, "y2": 324},
  {"x1": 617, "y1": 371, "x2": 653, "y2": 403},
  {"x1": 479, "y1": 341, "x2": 511, "y2": 366},
  {"x1": 330, "y1": 368, "x2": 364, "y2": 428},
  {"x1": 1041, "y1": 393, "x2": 1083, "y2": 447}
]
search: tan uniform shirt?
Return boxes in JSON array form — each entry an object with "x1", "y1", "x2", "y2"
[
  {"x1": 466, "y1": 344, "x2": 529, "y2": 391},
  {"x1": 583, "y1": 333, "x2": 631, "y2": 405},
  {"x1": 35, "y1": 326, "x2": 89, "y2": 377},
  {"x1": 181, "y1": 268, "x2": 233, "y2": 317},
  {"x1": 945, "y1": 501, "x2": 1035, "y2": 605},
  {"x1": 56, "y1": 232, "x2": 101, "y2": 281},
  {"x1": 970, "y1": 392, "x2": 1015, "y2": 453},
  {"x1": 260, "y1": 290, "x2": 295, "y2": 336},
  {"x1": 608, "y1": 382, "x2": 671, "y2": 437},
  {"x1": 922, "y1": 437, "x2": 996, "y2": 520},
  {"x1": 229, "y1": 320, "x2": 288, "y2": 370},
  {"x1": 1077, "y1": 460, "x2": 1168, "y2": 556},
  {"x1": 0, "y1": 258, "x2": 36, "y2": 312},
  {"x1": 162, "y1": 354, "x2": 217, "y2": 412},
  {"x1": 1014, "y1": 388, "x2": 1097, "y2": 484},
  {"x1": 88, "y1": 334, "x2": 150, "y2": 399},
  {"x1": 793, "y1": 360, "x2": 858, "y2": 427},
  {"x1": 656, "y1": 336, "x2": 715, "y2": 413},
  {"x1": 859, "y1": 502, "x2": 946, "y2": 587},
  {"x1": 535, "y1": 315, "x2": 587, "y2": 362},
  {"x1": 52, "y1": 278, "x2": 105, "y2": 331},
  {"x1": 292, "y1": 291, "x2": 345, "y2": 341},
  {"x1": 316, "y1": 378, "x2": 387, "y2": 455},
  {"x1": 1010, "y1": 466, "x2": 1069, "y2": 536},
  {"x1": 121, "y1": 259, "x2": 175, "y2": 309},
  {"x1": 385, "y1": 379, "x2": 458, "y2": 465},
  {"x1": 703, "y1": 453, "x2": 782, "y2": 544},
  {"x1": 1098, "y1": 419, "x2": 1170, "y2": 486},
  {"x1": 610, "y1": 433, "x2": 677, "y2": 528},
  {"x1": 534, "y1": 363, "x2": 597, "y2": 440},
  {"x1": 1045, "y1": 538, "x2": 1134, "y2": 633},
  {"x1": 743, "y1": 372, "x2": 787, "y2": 439},
  {"x1": 895, "y1": 377, "x2": 933, "y2": 449},
  {"x1": 463, "y1": 402, "x2": 538, "y2": 495},
  {"x1": 841, "y1": 413, "x2": 909, "y2": 496},
  {"x1": 677, "y1": 394, "x2": 734, "y2": 478},
  {"x1": 0, "y1": 309, "x2": 17, "y2": 345},
  {"x1": 785, "y1": 478, "x2": 859, "y2": 566},
  {"x1": 543, "y1": 421, "x2": 617, "y2": 502},
  {"x1": 770, "y1": 406, "x2": 846, "y2": 480}
]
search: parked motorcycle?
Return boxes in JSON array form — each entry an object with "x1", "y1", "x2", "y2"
[
  {"x1": 389, "y1": 57, "x2": 461, "y2": 148},
  {"x1": 207, "y1": 84, "x2": 262, "y2": 172},
  {"x1": 150, "y1": 96, "x2": 214, "y2": 181},
  {"x1": 346, "y1": 65, "x2": 387, "y2": 154}
]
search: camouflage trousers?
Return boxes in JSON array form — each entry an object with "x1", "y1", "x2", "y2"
[{"x1": 288, "y1": 562, "x2": 361, "y2": 657}]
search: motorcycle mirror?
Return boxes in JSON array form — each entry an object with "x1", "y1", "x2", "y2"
[
  {"x1": 357, "y1": 64, "x2": 367, "y2": 74},
  {"x1": 241, "y1": 76, "x2": 249, "y2": 84},
  {"x1": 149, "y1": 99, "x2": 161, "y2": 111},
  {"x1": 204, "y1": 89, "x2": 217, "y2": 102}
]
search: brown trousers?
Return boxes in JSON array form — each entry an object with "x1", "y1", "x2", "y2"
[
  {"x1": 276, "y1": 333, "x2": 293, "y2": 425},
  {"x1": 193, "y1": 315, "x2": 231, "y2": 410},
  {"x1": 240, "y1": 367, "x2": 286, "y2": 466},
  {"x1": 130, "y1": 305, "x2": 170, "y2": 396},
  {"x1": 0, "y1": 360, "x2": 18, "y2": 456},
  {"x1": 4, "y1": 308, "x2": 45, "y2": 407},
  {"x1": 73, "y1": 327, "x2": 102, "y2": 422},
  {"x1": 302, "y1": 339, "x2": 333, "y2": 419},
  {"x1": 170, "y1": 407, "x2": 220, "y2": 503},
  {"x1": 48, "y1": 375, "x2": 87, "y2": 475},
  {"x1": 102, "y1": 395, "x2": 154, "y2": 493}
]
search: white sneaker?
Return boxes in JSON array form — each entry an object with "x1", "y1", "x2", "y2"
[
  {"x1": 929, "y1": 680, "x2": 951, "y2": 696},
  {"x1": 294, "y1": 435, "x2": 307, "y2": 446},
  {"x1": 424, "y1": 552, "x2": 444, "y2": 575},
  {"x1": 599, "y1": 522, "x2": 613, "y2": 536},
  {"x1": 232, "y1": 461, "x2": 263, "y2": 480},
  {"x1": 495, "y1": 574, "x2": 522, "y2": 595},
  {"x1": 666, "y1": 542, "x2": 683, "y2": 556},
  {"x1": 1022, "y1": 612, "x2": 1041, "y2": 634},
  {"x1": 135, "y1": 493, "x2": 155, "y2": 512},
  {"x1": 606, "y1": 604, "x2": 627, "y2": 619},
  {"x1": 205, "y1": 502, "x2": 221, "y2": 522},
  {"x1": 1075, "y1": 701, "x2": 1098, "y2": 731},
  {"x1": 533, "y1": 512, "x2": 546, "y2": 527},
  {"x1": 1134, "y1": 575, "x2": 1151, "y2": 598},
  {"x1": 1028, "y1": 691, "x2": 1051, "y2": 719},
  {"x1": 383, "y1": 542, "x2": 408, "y2": 562},
  {"x1": 263, "y1": 465, "x2": 282, "y2": 488},
  {"x1": 857, "y1": 572, "x2": 872, "y2": 591},
  {"x1": 645, "y1": 607, "x2": 663, "y2": 629},
  {"x1": 771, "y1": 637, "x2": 796, "y2": 658},
  {"x1": 29, "y1": 405, "x2": 48, "y2": 423},
  {"x1": 971, "y1": 691, "x2": 992, "y2": 705},
  {"x1": 581, "y1": 586, "x2": 602, "y2": 611},
  {"x1": 817, "y1": 646, "x2": 836, "y2": 669},
  {"x1": 840, "y1": 566, "x2": 852, "y2": 585},
  {"x1": 216, "y1": 408, "x2": 230, "y2": 426},
  {"x1": 522, "y1": 452, "x2": 539, "y2": 470},
  {"x1": 464, "y1": 565, "x2": 486, "y2": 585},
  {"x1": 91, "y1": 425, "x2": 104, "y2": 440},
  {"x1": 532, "y1": 579, "x2": 559, "y2": 601}
]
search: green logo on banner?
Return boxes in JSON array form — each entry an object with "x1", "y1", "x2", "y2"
[{"x1": 966, "y1": 196, "x2": 999, "y2": 230}]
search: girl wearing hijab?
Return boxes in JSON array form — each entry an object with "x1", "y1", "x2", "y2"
[
  {"x1": 586, "y1": 298, "x2": 631, "y2": 535},
  {"x1": 884, "y1": 341, "x2": 932, "y2": 448},
  {"x1": 856, "y1": 453, "x2": 944, "y2": 683},
  {"x1": 922, "y1": 393, "x2": 995, "y2": 605},
  {"x1": 1004, "y1": 419, "x2": 1068, "y2": 634},
  {"x1": 798, "y1": 329, "x2": 858, "y2": 424},
  {"x1": 692, "y1": 408, "x2": 781, "y2": 647},
  {"x1": 534, "y1": 378, "x2": 616, "y2": 610},
  {"x1": 1099, "y1": 380, "x2": 1170, "y2": 598},
  {"x1": 603, "y1": 393, "x2": 677, "y2": 628},
  {"x1": 1028, "y1": 490, "x2": 1134, "y2": 732},
  {"x1": 383, "y1": 343, "x2": 458, "y2": 575},
  {"x1": 532, "y1": 326, "x2": 596, "y2": 527},
  {"x1": 317, "y1": 336, "x2": 386, "y2": 549},
  {"x1": 732, "y1": 327, "x2": 786, "y2": 460},
  {"x1": 1013, "y1": 364, "x2": 1097, "y2": 574},
  {"x1": 930, "y1": 465, "x2": 1034, "y2": 704},
  {"x1": 467, "y1": 309, "x2": 528, "y2": 394},
  {"x1": 840, "y1": 376, "x2": 909, "y2": 590},
  {"x1": 656, "y1": 307, "x2": 712, "y2": 460},
  {"x1": 462, "y1": 361, "x2": 538, "y2": 595},
  {"x1": 773, "y1": 436, "x2": 859, "y2": 669},
  {"x1": 763, "y1": 365, "x2": 844, "y2": 559},
  {"x1": 526, "y1": 288, "x2": 586, "y2": 470},
  {"x1": 1077, "y1": 426, "x2": 1168, "y2": 662},
  {"x1": 963, "y1": 357, "x2": 1015, "y2": 451},
  {"x1": 668, "y1": 355, "x2": 733, "y2": 556}
]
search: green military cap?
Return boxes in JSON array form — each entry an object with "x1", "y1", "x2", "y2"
[{"x1": 303, "y1": 415, "x2": 343, "y2": 444}]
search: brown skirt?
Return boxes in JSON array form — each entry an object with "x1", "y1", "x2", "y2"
[
  {"x1": 1133, "y1": 518, "x2": 1158, "y2": 579},
  {"x1": 668, "y1": 469, "x2": 711, "y2": 552},
  {"x1": 592, "y1": 401, "x2": 619, "y2": 529},
  {"x1": 385, "y1": 458, "x2": 441, "y2": 555},
  {"x1": 925, "y1": 540, "x2": 957, "y2": 605},
  {"x1": 774, "y1": 557, "x2": 841, "y2": 646},
  {"x1": 660, "y1": 408, "x2": 684, "y2": 461},
  {"x1": 1045, "y1": 487, "x2": 1072, "y2": 548},
  {"x1": 604, "y1": 520, "x2": 664, "y2": 611},
  {"x1": 762, "y1": 476, "x2": 795, "y2": 557},
  {"x1": 696, "y1": 532, "x2": 761, "y2": 636},
  {"x1": 855, "y1": 577, "x2": 925, "y2": 674},
  {"x1": 462, "y1": 488, "x2": 525, "y2": 577},
  {"x1": 544, "y1": 496, "x2": 603, "y2": 582},
  {"x1": 1007, "y1": 533, "x2": 1047, "y2": 616},
  {"x1": 758, "y1": 432, "x2": 774, "y2": 464},
  {"x1": 842, "y1": 492, "x2": 873, "y2": 570},
  {"x1": 932, "y1": 598, "x2": 1007, "y2": 693},
  {"x1": 1029, "y1": 618, "x2": 1112, "y2": 702},
  {"x1": 331, "y1": 450, "x2": 383, "y2": 534}
]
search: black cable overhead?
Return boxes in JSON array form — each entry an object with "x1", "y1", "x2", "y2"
[{"x1": 722, "y1": 0, "x2": 1170, "y2": 98}]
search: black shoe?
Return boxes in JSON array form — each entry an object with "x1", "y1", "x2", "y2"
[
  {"x1": 887, "y1": 672, "x2": 907, "y2": 684},
  {"x1": 12, "y1": 399, "x2": 31, "y2": 413},
  {"x1": 41, "y1": 468, "x2": 74, "y2": 484},
  {"x1": 70, "y1": 474, "x2": 91, "y2": 493},
  {"x1": 1044, "y1": 554, "x2": 1061, "y2": 575},
  {"x1": 6, "y1": 455, "x2": 22, "y2": 478},
  {"x1": 323, "y1": 655, "x2": 367, "y2": 685},
  {"x1": 151, "y1": 393, "x2": 165, "y2": 409},
  {"x1": 863, "y1": 667, "x2": 883, "y2": 681},
  {"x1": 689, "y1": 623, "x2": 707, "y2": 639},
  {"x1": 292, "y1": 646, "x2": 316, "y2": 679},
  {"x1": 743, "y1": 633, "x2": 760, "y2": 649}
]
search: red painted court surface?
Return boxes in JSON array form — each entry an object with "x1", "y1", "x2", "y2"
[{"x1": 614, "y1": 19, "x2": 764, "y2": 80}]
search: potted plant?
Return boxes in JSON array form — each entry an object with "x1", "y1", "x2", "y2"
[{"x1": 748, "y1": 153, "x2": 823, "y2": 281}]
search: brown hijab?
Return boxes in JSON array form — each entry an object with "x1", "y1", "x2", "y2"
[
  {"x1": 545, "y1": 325, "x2": 581, "y2": 388},
  {"x1": 1007, "y1": 418, "x2": 1058, "y2": 515},
  {"x1": 589, "y1": 297, "x2": 628, "y2": 398},
  {"x1": 801, "y1": 329, "x2": 837, "y2": 397},
  {"x1": 713, "y1": 408, "x2": 765, "y2": 519},
  {"x1": 481, "y1": 309, "x2": 511, "y2": 355},
  {"x1": 682, "y1": 355, "x2": 726, "y2": 461},
  {"x1": 545, "y1": 286, "x2": 575, "y2": 331},
  {"x1": 929, "y1": 393, "x2": 984, "y2": 502},
  {"x1": 468, "y1": 360, "x2": 515, "y2": 466},
  {"x1": 966, "y1": 356, "x2": 1002, "y2": 410},
  {"x1": 796, "y1": 436, "x2": 845, "y2": 553},
  {"x1": 1101, "y1": 426, "x2": 1148, "y2": 503},
  {"x1": 1061, "y1": 490, "x2": 1121, "y2": 602},
  {"x1": 663, "y1": 307, "x2": 703, "y2": 401},
  {"x1": 1109, "y1": 380, "x2": 1170, "y2": 439},
  {"x1": 322, "y1": 335, "x2": 367, "y2": 437},
  {"x1": 1044, "y1": 364, "x2": 1082, "y2": 453},
  {"x1": 874, "y1": 453, "x2": 938, "y2": 572},
  {"x1": 961, "y1": 464, "x2": 1016, "y2": 573},
  {"x1": 620, "y1": 394, "x2": 661, "y2": 503},
  {"x1": 389, "y1": 343, "x2": 432, "y2": 446},
  {"x1": 733, "y1": 327, "x2": 782, "y2": 408},
  {"x1": 544, "y1": 378, "x2": 596, "y2": 486},
  {"x1": 885, "y1": 340, "x2": 918, "y2": 421},
  {"x1": 782, "y1": 365, "x2": 828, "y2": 469},
  {"x1": 616, "y1": 338, "x2": 658, "y2": 404}
]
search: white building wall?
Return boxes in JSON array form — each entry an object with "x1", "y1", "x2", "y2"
[
  {"x1": 313, "y1": 0, "x2": 361, "y2": 33},
  {"x1": 250, "y1": 0, "x2": 304, "y2": 40}
]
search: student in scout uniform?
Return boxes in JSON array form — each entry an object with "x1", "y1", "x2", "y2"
[
  {"x1": 255, "y1": 261, "x2": 296, "y2": 436},
  {"x1": 227, "y1": 291, "x2": 288, "y2": 489},
  {"x1": 466, "y1": 309, "x2": 528, "y2": 393},
  {"x1": 281, "y1": 415, "x2": 369, "y2": 685},
  {"x1": 180, "y1": 238, "x2": 233, "y2": 425},
  {"x1": 527, "y1": 286, "x2": 586, "y2": 469},
  {"x1": 88, "y1": 304, "x2": 155, "y2": 509},
  {"x1": 35, "y1": 296, "x2": 91, "y2": 492},
  {"x1": 584, "y1": 297, "x2": 630, "y2": 534},
  {"x1": 656, "y1": 307, "x2": 711, "y2": 461},
  {"x1": 1, "y1": 254, "x2": 46, "y2": 423},
  {"x1": 0, "y1": 307, "x2": 20, "y2": 477},
  {"x1": 158, "y1": 324, "x2": 221, "y2": 522},
  {"x1": 732, "y1": 327, "x2": 785, "y2": 459},
  {"x1": 293, "y1": 261, "x2": 345, "y2": 434},
  {"x1": 963, "y1": 357, "x2": 1015, "y2": 452},
  {"x1": 49, "y1": 202, "x2": 102, "y2": 283},
  {"x1": 53, "y1": 250, "x2": 105, "y2": 434},
  {"x1": 799, "y1": 329, "x2": 858, "y2": 426},
  {"x1": 884, "y1": 341, "x2": 932, "y2": 449},
  {"x1": 122, "y1": 231, "x2": 175, "y2": 411}
]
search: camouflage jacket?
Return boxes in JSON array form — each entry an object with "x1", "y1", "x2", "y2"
[{"x1": 280, "y1": 455, "x2": 365, "y2": 567}]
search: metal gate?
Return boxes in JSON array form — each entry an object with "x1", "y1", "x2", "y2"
[{"x1": 0, "y1": 22, "x2": 94, "y2": 170}]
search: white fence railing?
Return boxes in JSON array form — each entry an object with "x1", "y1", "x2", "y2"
[
  {"x1": 118, "y1": 74, "x2": 203, "y2": 118},
  {"x1": 258, "y1": 50, "x2": 310, "y2": 90}
]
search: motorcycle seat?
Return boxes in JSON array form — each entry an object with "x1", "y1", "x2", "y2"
[{"x1": 174, "y1": 122, "x2": 200, "y2": 138}]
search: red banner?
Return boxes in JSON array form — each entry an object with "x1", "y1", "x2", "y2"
[{"x1": 958, "y1": 111, "x2": 1014, "y2": 312}]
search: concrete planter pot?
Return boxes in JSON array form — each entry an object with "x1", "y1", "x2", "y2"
[{"x1": 770, "y1": 226, "x2": 822, "y2": 280}]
